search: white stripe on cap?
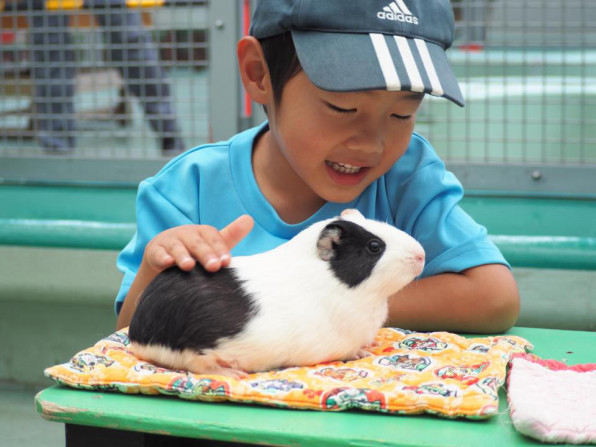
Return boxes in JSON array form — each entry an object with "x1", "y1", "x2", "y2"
[
  {"x1": 369, "y1": 33, "x2": 401, "y2": 91},
  {"x1": 395, "y1": 0, "x2": 412, "y2": 15},
  {"x1": 394, "y1": 36, "x2": 425, "y2": 92},
  {"x1": 389, "y1": 2, "x2": 401, "y2": 14},
  {"x1": 414, "y1": 38, "x2": 444, "y2": 97}
]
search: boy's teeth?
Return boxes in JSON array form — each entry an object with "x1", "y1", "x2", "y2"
[{"x1": 328, "y1": 161, "x2": 362, "y2": 174}]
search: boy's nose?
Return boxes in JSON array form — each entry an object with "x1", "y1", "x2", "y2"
[{"x1": 345, "y1": 128, "x2": 384, "y2": 155}]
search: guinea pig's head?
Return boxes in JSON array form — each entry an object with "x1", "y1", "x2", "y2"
[{"x1": 316, "y1": 210, "x2": 425, "y2": 298}]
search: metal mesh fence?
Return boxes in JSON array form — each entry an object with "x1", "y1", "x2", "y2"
[
  {"x1": 1, "y1": 0, "x2": 209, "y2": 158},
  {"x1": 418, "y1": 0, "x2": 596, "y2": 165},
  {"x1": 1, "y1": 0, "x2": 595, "y2": 168}
]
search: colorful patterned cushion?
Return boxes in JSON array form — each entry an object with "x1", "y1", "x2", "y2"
[{"x1": 45, "y1": 327, "x2": 531, "y2": 419}]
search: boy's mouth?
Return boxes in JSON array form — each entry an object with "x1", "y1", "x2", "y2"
[
  {"x1": 325, "y1": 161, "x2": 363, "y2": 174},
  {"x1": 325, "y1": 161, "x2": 370, "y2": 186}
]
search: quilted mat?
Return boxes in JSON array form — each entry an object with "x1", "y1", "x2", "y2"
[{"x1": 45, "y1": 327, "x2": 531, "y2": 419}]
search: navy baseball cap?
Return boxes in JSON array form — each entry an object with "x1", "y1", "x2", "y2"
[{"x1": 250, "y1": 0, "x2": 464, "y2": 106}]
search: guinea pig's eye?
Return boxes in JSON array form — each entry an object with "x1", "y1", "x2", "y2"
[{"x1": 368, "y1": 239, "x2": 382, "y2": 253}]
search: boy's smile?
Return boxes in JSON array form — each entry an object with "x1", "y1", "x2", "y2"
[
  {"x1": 253, "y1": 71, "x2": 423, "y2": 223},
  {"x1": 325, "y1": 161, "x2": 370, "y2": 186}
]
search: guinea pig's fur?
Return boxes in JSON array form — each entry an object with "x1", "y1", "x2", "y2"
[{"x1": 128, "y1": 209, "x2": 425, "y2": 378}]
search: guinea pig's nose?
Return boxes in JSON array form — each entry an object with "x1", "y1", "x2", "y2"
[{"x1": 413, "y1": 249, "x2": 425, "y2": 275}]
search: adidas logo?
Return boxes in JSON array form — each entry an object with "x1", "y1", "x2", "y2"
[{"x1": 377, "y1": 0, "x2": 419, "y2": 25}]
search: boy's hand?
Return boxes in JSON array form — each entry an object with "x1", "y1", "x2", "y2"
[
  {"x1": 118, "y1": 215, "x2": 254, "y2": 330},
  {"x1": 143, "y1": 215, "x2": 254, "y2": 273}
]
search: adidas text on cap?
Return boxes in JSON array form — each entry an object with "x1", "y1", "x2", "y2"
[{"x1": 249, "y1": 0, "x2": 464, "y2": 106}]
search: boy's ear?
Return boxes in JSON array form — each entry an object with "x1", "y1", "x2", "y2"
[{"x1": 237, "y1": 36, "x2": 272, "y2": 106}]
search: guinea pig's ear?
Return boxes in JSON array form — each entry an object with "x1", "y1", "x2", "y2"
[
  {"x1": 340, "y1": 209, "x2": 365, "y2": 223},
  {"x1": 316, "y1": 224, "x2": 342, "y2": 261}
]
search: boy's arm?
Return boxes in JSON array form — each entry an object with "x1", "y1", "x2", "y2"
[
  {"x1": 116, "y1": 261, "x2": 160, "y2": 331},
  {"x1": 387, "y1": 263, "x2": 520, "y2": 334}
]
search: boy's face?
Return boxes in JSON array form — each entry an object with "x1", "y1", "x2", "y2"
[{"x1": 263, "y1": 71, "x2": 423, "y2": 206}]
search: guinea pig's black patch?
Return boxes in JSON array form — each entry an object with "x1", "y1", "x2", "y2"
[
  {"x1": 129, "y1": 265, "x2": 259, "y2": 353},
  {"x1": 320, "y1": 220, "x2": 386, "y2": 288}
]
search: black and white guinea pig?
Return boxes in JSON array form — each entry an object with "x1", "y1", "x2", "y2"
[{"x1": 128, "y1": 209, "x2": 425, "y2": 378}]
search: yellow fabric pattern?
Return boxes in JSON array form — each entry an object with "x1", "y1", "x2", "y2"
[{"x1": 45, "y1": 327, "x2": 531, "y2": 419}]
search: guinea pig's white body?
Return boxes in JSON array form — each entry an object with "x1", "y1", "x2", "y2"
[{"x1": 130, "y1": 210, "x2": 425, "y2": 378}]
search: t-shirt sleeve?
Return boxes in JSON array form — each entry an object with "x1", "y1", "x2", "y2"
[
  {"x1": 389, "y1": 140, "x2": 508, "y2": 278},
  {"x1": 114, "y1": 180, "x2": 194, "y2": 315}
]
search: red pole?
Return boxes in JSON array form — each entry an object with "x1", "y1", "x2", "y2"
[{"x1": 242, "y1": 0, "x2": 252, "y2": 118}]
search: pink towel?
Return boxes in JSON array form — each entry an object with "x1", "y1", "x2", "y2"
[{"x1": 508, "y1": 354, "x2": 596, "y2": 444}]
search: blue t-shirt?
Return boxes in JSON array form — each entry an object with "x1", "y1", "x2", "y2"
[{"x1": 115, "y1": 123, "x2": 507, "y2": 314}]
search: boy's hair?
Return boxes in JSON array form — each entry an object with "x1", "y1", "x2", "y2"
[{"x1": 259, "y1": 32, "x2": 303, "y2": 107}]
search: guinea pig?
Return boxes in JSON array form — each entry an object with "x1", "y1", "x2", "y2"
[{"x1": 128, "y1": 209, "x2": 425, "y2": 379}]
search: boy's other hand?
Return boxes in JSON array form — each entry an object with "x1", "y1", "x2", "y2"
[{"x1": 143, "y1": 215, "x2": 254, "y2": 274}]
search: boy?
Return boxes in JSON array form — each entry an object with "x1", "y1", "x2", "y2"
[{"x1": 115, "y1": 0, "x2": 520, "y2": 333}]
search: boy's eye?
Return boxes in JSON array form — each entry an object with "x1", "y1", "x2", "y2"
[
  {"x1": 391, "y1": 113, "x2": 412, "y2": 121},
  {"x1": 326, "y1": 101, "x2": 412, "y2": 120},
  {"x1": 326, "y1": 102, "x2": 356, "y2": 114}
]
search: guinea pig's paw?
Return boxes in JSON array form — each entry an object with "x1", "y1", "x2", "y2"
[
  {"x1": 213, "y1": 356, "x2": 250, "y2": 379},
  {"x1": 187, "y1": 353, "x2": 249, "y2": 379},
  {"x1": 212, "y1": 366, "x2": 249, "y2": 380},
  {"x1": 347, "y1": 348, "x2": 373, "y2": 361}
]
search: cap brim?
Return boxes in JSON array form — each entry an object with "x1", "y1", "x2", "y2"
[{"x1": 291, "y1": 30, "x2": 464, "y2": 107}]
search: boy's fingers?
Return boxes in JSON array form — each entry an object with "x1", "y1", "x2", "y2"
[
  {"x1": 220, "y1": 215, "x2": 254, "y2": 250},
  {"x1": 148, "y1": 245, "x2": 175, "y2": 270},
  {"x1": 147, "y1": 217, "x2": 253, "y2": 274},
  {"x1": 168, "y1": 241, "x2": 196, "y2": 271},
  {"x1": 186, "y1": 226, "x2": 228, "y2": 272}
]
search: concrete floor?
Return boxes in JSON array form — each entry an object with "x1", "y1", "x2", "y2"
[{"x1": 0, "y1": 382, "x2": 64, "y2": 447}]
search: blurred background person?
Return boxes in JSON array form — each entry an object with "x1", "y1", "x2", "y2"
[{"x1": 29, "y1": 0, "x2": 185, "y2": 155}]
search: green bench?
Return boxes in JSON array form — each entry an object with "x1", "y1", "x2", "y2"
[
  {"x1": 0, "y1": 184, "x2": 136, "y2": 250},
  {"x1": 1, "y1": 183, "x2": 595, "y2": 270}
]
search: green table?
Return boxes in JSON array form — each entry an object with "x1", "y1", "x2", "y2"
[{"x1": 36, "y1": 327, "x2": 595, "y2": 446}]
